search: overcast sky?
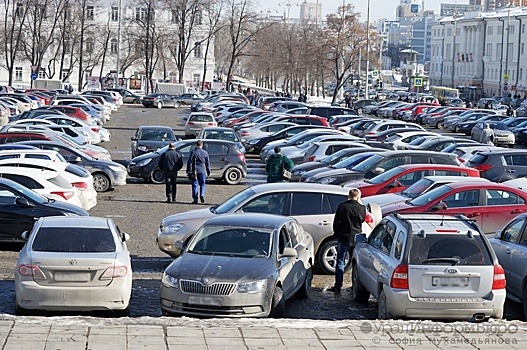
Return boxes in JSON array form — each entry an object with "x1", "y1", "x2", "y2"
[{"x1": 260, "y1": 0, "x2": 470, "y2": 21}]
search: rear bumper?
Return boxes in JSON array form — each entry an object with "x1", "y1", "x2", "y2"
[{"x1": 384, "y1": 287, "x2": 506, "y2": 320}]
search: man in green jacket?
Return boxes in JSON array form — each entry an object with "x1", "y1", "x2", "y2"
[{"x1": 265, "y1": 147, "x2": 294, "y2": 183}]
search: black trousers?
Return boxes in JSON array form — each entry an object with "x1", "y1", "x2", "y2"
[{"x1": 165, "y1": 172, "x2": 178, "y2": 199}]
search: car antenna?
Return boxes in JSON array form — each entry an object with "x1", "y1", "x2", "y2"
[{"x1": 440, "y1": 214, "x2": 444, "y2": 226}]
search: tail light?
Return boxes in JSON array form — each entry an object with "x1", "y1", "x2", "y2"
[
  {"x1": 474, "y1": 164, "x2": 492, "y2": 172},
  {"x1": 91, "y1": 127, "x2": 100, "y2": 133},
  {"x1": 207, "y1": 123, "x2": 214, "y2": 126},
  {"x1": 308, "y1": 155, "x2": 316, "y2": 161},
  {"x1": 390, "y1": 264, "x2": 409, "y2": 289},
  {"x1": 18, "y1": 264, "x2": 46, "y2": 279},
  {"x1": 458, "y1": 158, "x2": 466, "y2": 163},
  {"x1": 492, "y1": 265, "x2": 506, "y2": 290},
  {"x1": 50, "y1": 191, "x2": 75, "y2": 200},
  {"x1": 72, "y1": 182, "x2": 89, "y2": 190},
  {"x1": 237, "y1": 150, "x2": 245, "y2": 162},
  {"x1": 100, "y1": 266, "x2": 128, "y2": 280},
  {"x1": 364, "y1": 212, "x2": 375, "y2": 228},
  {"x1": 240, "y1": 131, "x2": 249, "y2": 136},
  {"x1": 187, "y1": 121, "x2": 195, "y2": 125}
]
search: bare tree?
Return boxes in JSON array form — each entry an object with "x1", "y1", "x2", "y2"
[
  {"x1": 1, "y1": 0, "x2": 30, "y2": 85},
  {"x1": 200, "y1": 0, "x2": 223, "y2": 90}
]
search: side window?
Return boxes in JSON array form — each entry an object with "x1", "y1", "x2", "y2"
[
  {"x1": 511, "y1": 155, "x2": 527, "y2": 166},
  {"x1": 486, "y1": 189, "x2": 525, "y2": 205},
  {"x1": 393, "y1": 231, "x2": 406, "y2": 260},
  {"x1": 397, "y1": 170, "x2": 427, "y2": 186},
  {"x1": 325, "y1": 194, "x2": 348, "y2": 213},
  {"x1": 278, "y1": 227, "x2": 293, "y2": 254},
  {"x1": 381, "y1": 222, "x2": 395, "y2": 255},
  {"x1": 285, "y1": 221, "x2": 300, "y2": 247},
  {"x1": 379, "y1": 156, "x2": 406, "y2": 170},
  {"x1": 310, "y1": 119, "x2": 323, "y2": 126},
  {"x1": 178, "y1": 144, "x2": 193, "y2": 157},
  {"x1": 435, "y1": 170, "x2": 468, "y2": 177},
  {"x1": 368, "y1": 224, "x2": 386, "y2": 250},
  {"x1": 26, "y1": 154, "x2": 52, "y2": 160},
  {"x1": 0, "y1": 155, "x2": 19, "y2": 161},
  {"x1": 205, "y1": 143, "x2": 226, "y2": 155},
  {"x1": 241, "y1": 193, "x2": 287, "y2": 215},
  {"x1": 501, "y1": 219, "x2": 524, "y2": 243},
  {"x1": 0, "y1": 186, "x2": 17, "y2": 205},
  {"x1": 431, "y1": 156, "x2": 453, "y2": 165},
  {"x1": 290, "y1": 192, "x2": 322, "y2": 215},
  {"x1": 443, "y1": 190, "x2": 480, "y2": 208},
  {"x1": 268, "y1": 124, "x2": 284, "y2": 132},
  {"x1": 1, "y1": 174, "x2": 43, "y2": 189}
]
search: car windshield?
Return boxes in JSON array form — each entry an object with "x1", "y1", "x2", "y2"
[
  {"x1": 140, "y1": 130, "x2": 175, "y2": 141},
  {"x1": 408, "y1": 185, "x2": 453, "y2": 206},
  {"x1": 334, "y1": 153, "x2": 373, "y2": 169},
  {"x1": 489, "y1": 122, "x2": 507, "y2": 130},
  {"x1": 187, "y1": 225, "x2": 272, "y2": 258},
  {"x1": 321, "y1": 149, "x2": 350, "y2": 164},
  {"x1": 401, "y1": 178, "x2": 434, "y2": 198},
  {"x1": 351, "y1": 154, "x2": 384, "y2": 172},
  {"x1": 214, "y1": 188, "x2": 256, "y2": 214},
  {"x1": 0, "y1": 183, "x2": 48, "y2": 204},
  {"x1": 32, "y1": 227, "x2": 116, "y2": 252},
  {"x1": 367, "y1": 166, "x2": 405, "y2": 184}
]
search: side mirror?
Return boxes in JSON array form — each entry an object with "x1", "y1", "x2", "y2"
[
  {"x1": 15, "y1": 197, "x2": 33, "y2": 208},
  {"x1": 131, "y1": 137, "x2": 137, "y2": 141},
  {"x1": 174, "y1": 240, "x2": 186, "y2": 252},
  {"x1": 355, "y1": 233, "x2": 367, "y2": 244},
  {"x1": 21, "y1": 231, "x2": 29, "y2": 241},
  {"x1": 431, "y1": 201, "x2": 447, "y2": 211},
  {"x1": 122, "y1": 232, "x2": 130, "y2": 242},
  {"x1": 182, "y1": 116, "x2": 189, "y2": 122},
  {"x1": 495, "y1": 229, "x2": 503, "y2": 239},
  {"x1": 372, "y1": 167, "x2": 385, "y2": 175},
  {"x1": 281, "y1": 247, "x2": 298, "y2": 258},
  {"x1": 387, "y1": 180, "x2": 402, "y2": 188}
]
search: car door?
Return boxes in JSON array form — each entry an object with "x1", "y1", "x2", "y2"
[
  {"x1": 277, "y1": 225, "x2": 297, "y2": 298},
  {"x1": 481, "y1": 188, "x2": 527, "y2": 234},
  {"x1": 491, "y1": 217, "x2": 525, "y2": 298},
  {"x1": 203, "y1": 142, "x2": 230, "y2": 175},
  {"x1": 425, "y1": 189, "x2": 484, "y2": 228},
  {"x1": 382, "y1": 169, "x2": 428, "y2": 194},
  {"x1": 0, "y1": 184, "x2": 38, "y2": 241},
  {"x1": 506, "y1": 154, "x2": 527, "y2": 179},
  {"x1": 356, "y1": 224, "x2": 386, "y2": 296},
  {"x1": 283, "y1": 221, "x2": 308, "y2": 295},
  {"x1": 508, "y1": 228, "x2": 527, "y2": 300}
]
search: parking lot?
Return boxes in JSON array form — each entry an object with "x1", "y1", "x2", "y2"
[{"x1": 0, "y1": 104, "x2": 523, "y2": 321}]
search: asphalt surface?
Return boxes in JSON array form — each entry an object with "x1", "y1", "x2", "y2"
[{"x1": 0, "y1": 105, "x2": 523, "y2": 322}]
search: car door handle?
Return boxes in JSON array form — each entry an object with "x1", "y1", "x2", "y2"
[
  {"x1": 510, "y1": 209, "x2": 523, "y2": 214},
  {"x1": 467, "y1": 213, "x2": 480, "y2": 218},
  {"x1": 507, "y1": 169, "x2": 516, "y2": 173},
  {"x1": 505, "y1": 248, "x2": 511, "y2": 254},
  {"x1": 221, "y1": 157, "x2": 226, "y2": 161},
  {"x1": 319, "y1": 220, "x2": 331, "y2": 226}
]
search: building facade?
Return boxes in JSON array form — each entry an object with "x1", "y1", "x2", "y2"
[{"x1": 299, "y1": 1, "x2": 322, "y2": 23}]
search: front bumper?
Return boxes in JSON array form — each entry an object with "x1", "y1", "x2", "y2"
[
  {"x1": 110, "y1": 169, "x2": 128, "y2": 186},
  {"x1": 79, "y1": 188, "x2": 98, "y2": 210}
]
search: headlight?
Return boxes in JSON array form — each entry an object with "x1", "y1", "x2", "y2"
[
  {"x1": 318, "y1": 177, "x2": 336, "y2": 184},
  {"x1": 248, "y1": 139, "x2": 259, "y2": 145},
  {"x1": 237, "y1": 280, "x2": 267, "y2": 294},
  {"x1": 108, "y1": 165, "x2": 126, "y2": 172},
  {"x1": 138, "y1": 146, "x2": 148, "y2": 152},
  {"x1": 293, "y1": 170, "x2": 305, "y2": 176},
  {"x1": 161, "y1": 223, "x2": 184, "y2": 234},
  {"x1": 161, "y1": 273, "x2": 179, "y2": 288},
  {"x1": 136, "y1": 158, "x2": 152, "y2": 167}
]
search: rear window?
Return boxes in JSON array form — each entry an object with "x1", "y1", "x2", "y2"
[
  {"x1": 32, "y1": 227, "x2": 116, "y2": 253},
  {"x1": 190, "y1": 114, "x2": 213, "y2": 122},
  {"x1": 467, "y1": 154, "x2": 488, "y2": 165},
  {"x1": 408, "y1": 233, "x2": 492, "y2": 266}
]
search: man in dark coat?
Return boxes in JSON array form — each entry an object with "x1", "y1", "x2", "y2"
[
  {"x1": 330, "y1": 188, "x2": 366, "y2": 293},
  {"x1": 158, "y1": 143, "x2": 183, "y2": 203},
  {"x1": 265, "y1": 147, "x2": 294, "y2": 183},
  {"x1": 187, "y1": 140, "x2": 210, "y2": 204}
]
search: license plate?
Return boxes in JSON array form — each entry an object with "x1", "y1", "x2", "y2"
[
  {"x1": 188, "y1": 296, "x2": 222, "y2": 306},
  {"x1": 432, "y1": 276, "x2": 469, "y2": 287},
  {"x1": 54, "y1": 272, "x2": 91, "y2": 282}
]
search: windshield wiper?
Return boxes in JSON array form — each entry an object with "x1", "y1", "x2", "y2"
[
  {"x1": 209, "y1": 205, "x2": 218, "y2": 214},
  {"x1": 188, "y1": 250, "x2": 212, "y2": 255},
  {"x1": 421, "y1": 257, "x2": 460, "y2": 265}
]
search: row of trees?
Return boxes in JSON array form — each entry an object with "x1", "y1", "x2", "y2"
[{"x1": 0, "y1": 0, "x2": 379, "y2": 100}]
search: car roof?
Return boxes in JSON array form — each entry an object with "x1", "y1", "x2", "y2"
[
  {"x1": 138, "y1": 125, "x2": 173, "y2": 131},
  {"x1": 390, "y1": 214, "x2": 479, "y2": 235},
  {"x1": 39, "y1": 216, "x2": 110, "y2": 228},
  {"x1": 421, "y1": 176, "x2": 489, "y2": 183},
  {"x1": 395, "y1": 164, "x2": 474, "y2": 171},
  {"x1": 478, "y1": 149, "x2": 527, "y2": 155},
  {"x1": 204, "y1": 213, "x2": 293, "y2": 229},
  {"x1": 251, "y1": 182, "x2": 349, "y2": 195},
  {"x1": 201, "y1": 127, "x2": 235, "y2": 132},
  {"x1": 374, "y1": 150, "x2": 456, "y2": 157},
  {"x1": 445, "y1": 181, "x2": 519, "y2": 190}
]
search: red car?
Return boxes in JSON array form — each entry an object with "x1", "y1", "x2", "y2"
[
  {"x1": 381, "y1": 182, "x2": 527, "y2": 235},
  {"x1": 222, "y1": 110, "x2": 270, "y2": 128},
  {"x1": 345, "y1": 164, "x2": 480, "y2": 197},
  {"x1": 273, "y1": 115, "x2": 330, "y2": 127},
  {"x1": 47, "y1": 106, "x2": 91, "y2": 124}
]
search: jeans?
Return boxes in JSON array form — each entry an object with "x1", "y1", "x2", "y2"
[
  {"x1": 191, "y1": 173, "x2": 207, "y2": 201},
  {"x1": 164, "y1": 172, "x2": 177, "y2": 200},
  {"x1": 334, "y1": 240, "x2": 352, "y2": 289}
]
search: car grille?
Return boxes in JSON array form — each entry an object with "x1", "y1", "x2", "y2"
[{"x1": 180, "y1": 279, "x2": 236, "y2": 295}]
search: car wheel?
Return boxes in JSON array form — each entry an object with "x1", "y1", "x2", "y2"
[
  {"x1": 111, "y1": 305, "x2": 130, "y2": 317},
  {"x1": 378, "y1": 289, "x2": 393, "y2": 320},
  {"x1": 317, "y1": 239, "x2": 351, "y2": 275},
  {"x1": 295, "y1": 264, "x2": 313, "y2": 299},
  {"x1": 357, "y1": 107, "x2": 363, "y2": 114},
  {"x1": 157, "y1": 101, "x2": 163, "y2": 109},
  {"x1": 174, "y1": 102, "x2": 181, "y2": 108},
  {"x1": 351, "y1": 264, "x2": 370, "y2": 303},
  {"x1": 455, "y1": 125, "x2": 461, "y2": 133},
  {"x1": 509, "y1": 144, "x2": 514, "y2": 148},
  {"x1": 223, "y1": 167, "x2": 242, "y2": 185},
  {"x1": 437, "y1": 121, "x2": 444, "y2": 130},
  {"x1": 93, "y1": 173, "x2": 111, "y2": 192},
  {"x1": 15, "y1": 303, "x2": 29, "y2": 316},
  {"x1": 133, "y1": 99, "x2": 141, "y2": 104},
  {"x1": 150, "y1": 168, "x2": 165, "y2": 184},
  {"x1": 269, "y1": 286, "x2": 285, "y2": 318}
]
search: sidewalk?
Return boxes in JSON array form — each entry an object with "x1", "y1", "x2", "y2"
[{"x1": 0, "y1": 316, "x2": 526, "y2": 350}]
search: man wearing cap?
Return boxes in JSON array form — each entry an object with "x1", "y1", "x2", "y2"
[{"x1": 158, "y1": 143, "x2": 183, "y2": 203}]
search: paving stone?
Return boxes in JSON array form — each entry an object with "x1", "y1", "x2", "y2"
[
  {"x1": 44, "y1": 341, "x2": 87, "y2": 350},
  {"x1": 242, "y1": 328, "x2": 280, "y2": 338},
  {"x1": 89, "y1": 326, "x2": 127, "y2": 335},
  {"x1": 206, "y1": 336, "x2": 245, "y2": 347},
  {"x1": 281, "y1": 338, "x2": 324, "y2": 348},
  {"x1": 278, "y1": 328, "x2": 317, "y2": 339},
  {"x1": 203, "y1": 327, "x2": 242, "y2": 338},
  {"x1": 243, "y1": 337, "x2": 285, "y2": 347},
  {"x1": 166, "y1": 327, "x2": 204, "y2": 338},
  {"x1": 167, "y1": 345, "x2": 207, "y2": 350},
  {"x1": 4, "y1": 340, "x2": 46, "y2": 350},
  {"x1": 127, "y1": 325, "x2": 165, "y2": 337},
  {"x1": 315, "y1": 328, "x2": 354, "y2": 339},
  {"x1": 10, "y1": 325, "x2": 50, "y2": 334},
  {"x1": 166, "y1": 336, "x2": 206, "y2": 345}
]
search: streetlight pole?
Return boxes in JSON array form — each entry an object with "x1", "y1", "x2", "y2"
[
  {"x1": 115, "y1": 0, "x2": 122, "y2": 89},
  {"x1": 504, "y1": 5, "x2": 511, "y2": 95},
  {"x1": 365, "y1": 0, "x2": 370, "y2": 99},
  {"x1": 450, "y1": 14, "x2": 461, "y2": 88}
]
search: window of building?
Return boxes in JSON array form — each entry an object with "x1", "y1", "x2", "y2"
[
  {"x1": 85, "y1": 37, "x2": 94, "y2": 53},
  {"x1": 86, "y1": 5, "x2": 94, "y2": 20},
  {"x1": 194, "y1": 43, "x2": 202, "y2": 58},
  {"x1": 15, "y1": 67, "x2": 22, "y2": 81},
  {"x1": 61, "y1": 69, "x2": 69, "y2": 83},
  {"x1": 110, "y1": 38, "x2": 118, "y2": 54},
  {"x1": 486, "y1": 43, "x2": 492, "y2": 57},
  {"x1": 510, "y1": 25, "x2": 515, "y2": 35},
  {"x1": 523, "y1": 24, "x2": 526, "y2": 34},
  {"x1": 447, "y1": 28, "x2": 452, "y2": 36},
  {"x1": 520, "y1": 68, "x2": 524, "y2": 80},
  {"x1": 64, "y1": 38, "x2": 70, "y2": 52},
  {"x1": 111, "y1": 6, "x2": 119, "y2": 21},
  {"x1": 195, "y1": 10, "x2": 202, "y2": 25},
  {"x1": 135, "y1": 7, "x2": 146, "y2": 21},
  {"x1": 38, "y1": 68, "x2": 46, "y2": 79},
  {"x1": 171, "y1": 9, "x2": 178, "y2": 23},
  {"x1": 497, "y1": 25, "x2": 502, "y2": 35},
  {"x1": 456, "y1": 27, "x2": 460, "y2": 36},
  {"x1": 522, "y1": 43, "x2": 525, "y2": 55},
  {"x1": 497, "y1": 43, "x2": 502, "y2": 59},
  {"x1": 508, "y1": 43, "x2": 514, "y2": 58},
  {"x1": 487, "y1": 26, "x2": 493, "y2": 35}
]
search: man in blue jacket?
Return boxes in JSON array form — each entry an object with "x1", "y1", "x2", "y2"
[{"x1": 187, "y1": 140, "x2": 210, "y2": 204}]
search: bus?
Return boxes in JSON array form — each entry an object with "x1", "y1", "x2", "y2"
[{"x1": 430, "y1": 86, "x2": 459, "y2": 100}]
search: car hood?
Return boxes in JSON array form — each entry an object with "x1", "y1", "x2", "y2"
[
  {"x1": 136, "y1": 140, "x2": 174, "y2": 149},
  {"x1": 130, "y1": 150, "x2": 161, "y2": 164},
  {"x1": 494, "y1": 130, "x2": 513, "y2": 136},
  {"x1": 363, "y1": 193, "x2": 408, "y2": 207},
  {"x1": 162, "y1": 208, "x2": 215, "y2": 226},
  {"x1": 43, "y1": 198, "x2": 89, "y2": 216},
  {"x1": 311, "y1": 168, "x2": 359, "y2": 180},
  {"x1": 293, "y1": 162, "x2": 324, "y2": 172},
  {"x1": 166, "y1": 253, "x2": 271, "y2": 281},
  {"x1": 381, "y1": 201, "x2": 413, "y2": 215}
]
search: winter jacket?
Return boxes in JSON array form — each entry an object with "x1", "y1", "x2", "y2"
[
  {"x1": 159, "y1": 149, "x2": 183, "y2": 174},
  {"x1": 265, "y1": 153, "x2": 294, "y2": 183},
  {"x1": 187, "y1": 147, "x2": 210, "y2": 175},
  {"x1": 332, "y1": 199, "x2": 366, "y2": 246}
]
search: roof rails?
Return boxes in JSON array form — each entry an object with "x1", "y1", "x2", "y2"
[{"x1": 391, "y1": 213, "x2": 478, "y2": 231}]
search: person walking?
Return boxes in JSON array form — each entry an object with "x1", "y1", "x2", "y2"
[
  {"x1": 158, "y1": 143, "x2": 183, "y2": 203},
  {"x1": 480, "y1": 122, "x2": 495, "y2": 145},
  {"x1": 329, "y1": 188, "x2": 366, "y2": 294},
  {"x1": 187, "y1": 140, "x2": 210, "y2": 204},
  {"x1": 265, "y1": 147, "x2": 294, "y2": 183}
]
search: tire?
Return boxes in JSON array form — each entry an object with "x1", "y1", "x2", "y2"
[
  {"x1": 111, "y1": 305, "x2": 130, "y2": 317},
  {"x1": 269, "y1": 286, "x2": 285, "y2": 318},
  {"x1": 523, "y1": 288, "x2": 527, "y2": 321},
  {"x1": 317, "y1": 240, "x2": 351, "y2": 275},
  {"x1": 15, "y1": 303, "x2": 29, "y2": 316},
  {"x1": 295, "y1": 265, "x2": 313, "y2": 299},
  {"x1": 454, "y1": 125, "x2": 461, "y2": 133},
  {"x1": 378, "y1": 289, "x2": 393, "y2": 320},
  {"x1": 356, "y1": 107, "x2": 363, "y2": 114},
  {"x1": 351, "y1": 264, "x2": 370, "y2": 303},
  {"x1": 437, "y1": 121, "x2": 444, "y2": 130},
  {"x1": 150, "y1": 168, "x2": 165, "y2": 184},
  {"x1": 223, "y1": 167, "x2": 242, "y2": 185},
  {"x1": 157, "y1": 101, "x2": 163, "y2": 109},
  {"x1": 174, "y1": 102, "x2": 181, "y2": 108},
  {"x1": 93, "y1": 173, "x2": 111, "y2": 192},
  {"x1": 132, "y1": 99, "x2": 141, "y2": 104}
]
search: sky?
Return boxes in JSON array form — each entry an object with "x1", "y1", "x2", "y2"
[{"x1": 260, "y1": 0, "x2": 470, "y2": 21}]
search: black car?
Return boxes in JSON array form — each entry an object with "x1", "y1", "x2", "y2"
[
  {"x1": 307, "y1": 106, "x2": 357, "y2": 118},
  {"x1": 141, "y1": 93, "x2": 179, "y2": 108},
  {"x1": 267, "y1": 101, "x2": 307, "y2": 112},
  {"x1": 127, "y1": 139, "x2": 247, "y2": 185},
  {"x1": 466, "y1": 149, "x2": 527, "y2": 182},
  {"x1": 457, "y1": 114, "x2": 506, "y2": 135},
  {"x1": 131, "y1": 125, "x2": 178, "y2": 158},
  {"x1": 245, "y1": 125, "x2": 327, "y2": 154},
  {"x1": 105, "y1": 88, "x2": 142, "y2": 104},
  {"x1": 0, "y1": 178, "x2": 88, "y2": 243},
  {"x1": 308, "y1": 150, "x2": 460, "y2": 185}
]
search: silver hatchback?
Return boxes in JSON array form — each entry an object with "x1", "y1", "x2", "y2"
[{"x1": 351, "y1": 214, "x2": 506, "y2": 321}]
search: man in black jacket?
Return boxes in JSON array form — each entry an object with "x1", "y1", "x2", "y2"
[
  {"x1": 158, "y1": 143, "x2": 183, "y2": 203},
  {"x1": 330, "y1": 188, "x2": 366, "y2": 293}
]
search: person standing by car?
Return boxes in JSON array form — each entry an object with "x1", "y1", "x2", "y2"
[
  {"x1": 158, "y1": 143, "x2": 183, "y2": 203},
  {"x1": 187, "y1": 140, "x2": 210, "y2": 204},
  {"x1": 329, "y1": 188, "x2": 366, "y2": 294},
  {"x1": 265, "y1": 147, "x2": 294, "y2": 183},
  {"x1": 480, "y1": 122, "x2": 495, "y2": 145}
]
